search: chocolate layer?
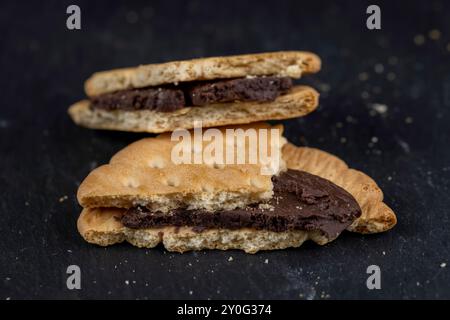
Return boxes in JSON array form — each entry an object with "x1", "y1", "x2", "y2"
[
  {"x1": 90, "y1": 76, "x2": 293, "y2": 112},
  {"x1": 188, "y1": 76, "x2": 293, "y2": 106},
  {"x1": 121, "y1": 169, "x2": 362, "y2": 239},
  {"x1": 91, "y1": 87, "x2": 185, "y2": 112}
]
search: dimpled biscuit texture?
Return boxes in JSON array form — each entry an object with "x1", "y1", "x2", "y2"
[{"x1": 77, "y1": 123, "x2": 286, "y2": 212}]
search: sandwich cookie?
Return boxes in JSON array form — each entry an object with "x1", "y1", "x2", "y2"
[{"x1": 69, "y1": 52, "x2": 320, "y2": 133}]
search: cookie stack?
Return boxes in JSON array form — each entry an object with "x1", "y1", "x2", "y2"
[{"x1": 70, "y1": 52, "x2": 396, "y2": 253}]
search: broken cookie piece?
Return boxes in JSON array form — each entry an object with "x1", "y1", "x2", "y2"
[
  {"x1": 121, "y1": 170, "x2": 361, "y2": 242},
  {"x1": 74, "y1": 124, "x2": 377, "y2": 253}
]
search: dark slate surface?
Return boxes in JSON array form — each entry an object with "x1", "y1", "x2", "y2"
[{"x1": 1, "y1": 0, "x2": 449, "y2": 299}]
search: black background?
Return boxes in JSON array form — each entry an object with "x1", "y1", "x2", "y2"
[{"x1": 1, "y1": 0, "x2": 449, "y2": 299}]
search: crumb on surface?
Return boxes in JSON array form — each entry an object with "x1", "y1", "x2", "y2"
[
  {"x1": 414, "y1": 34, "x2": 425, "y2": 46},
  {"x1": 371, "y1": 103, "x2": 388, "y2": 114},
  {"x1": 405, "y1": 117, "x2": 414, "y2": 124},
  {"x1": 361, "y1": 91, "x2": 370, "y2": 99},
  {"x1": 358, "y1": 72, "x2": 369, "y2": 81},
  {"x1": 428, "y1": 29, "x2": 441, "y2": 40},
  {"x1": 387, "y1": 72, "x2": 396, "y2": 81},
  {"x1": 374, "y1": 63, "x2": 384, "y2": 74}
]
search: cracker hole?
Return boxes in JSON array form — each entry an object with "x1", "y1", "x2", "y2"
[
  {"x1": 250, "y1": 177, "x2": 265, "y2": 189},
  {"x1": 165, "y1": 177, "x2": 180, "y2": 187},
  {"x1": 124, "y1": 178, "x2": 140, "y2": 188},
  {"x1": 201, "y1": 184, "x2": 214, "y2": 192},
  {"x1": 213, "y1": 162, "x2": 225, "y2": 169},
  {"x1": 148, "y1": 158, "x2": 165, "y2": 169}
]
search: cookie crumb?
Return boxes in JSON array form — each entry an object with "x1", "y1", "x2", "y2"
[
  {"x1": 189, "y1": 290, "x2": 193, "y2": 295},
  {"x1": 58, "y1": 195, "x2": 68, "y2": 203},
  {"x1": 387, "y1": 72, "x2": 396, "y2": 81},
  {"x1": 428, "y1": 29, "x2": 441, "y2": 40},
  {"x1": 264, "y1": 259, "x2": 269, "y2": 264},
  {"x1": 371, "y1": 103, "x2": 388, "y2": 114},
  {"x1": 125, "y1": 280, "x2": 129, "y2": 285},
  {"x1": 388, "y1": 56, "x2": 398, "y2": 65},
  {"x1": 374, "y1": 64, "x2": 384, "y2": 74},
  {"x1": 382, "y1": 251, "x2": 386, "y2": 255},
  {"x1": 413, "y1": 34, "x2": 425, "y2": 46},
  {"x1": 405, "y1": 116, "x2": 414, "y2": 124},
  {"x1": 228, "y1": 256, "x2": 234, "y2": 262},
  {"x1": 345, "y1": 115, "x2": 356, "y2": 123},
  {"x1": 126, "y1": 11, "x2": 138, "y2": 24},
  {"x1": 440, "y1": 262, "x2": 446, "y2": 268},
  {"x1": 361, "y1": 91, "x2": 370, "y2": 99},
  {"x1": 358, "y1": 72, "x2": 369, "y2": 81},
  {"x1": 319, "y1": 83, "x2": 330, "y2": 92}
]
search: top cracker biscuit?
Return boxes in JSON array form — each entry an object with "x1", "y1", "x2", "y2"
[{"x1": 84, "y1": 51, "x2": 321, "y2": 96}]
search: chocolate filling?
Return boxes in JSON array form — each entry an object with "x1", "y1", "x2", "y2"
[
  {"x1": 90, "y1": 76, "x2": 293, "y2": 112},
  {"x1": 91, "y1": 87, "x2": 185, "y2": 113},
  {"x1": 121, "y1": 169, "x2": 362, "y2": 239},
  {"x1": 188, "y1": 76, "x2": 293, "y2": 106}
]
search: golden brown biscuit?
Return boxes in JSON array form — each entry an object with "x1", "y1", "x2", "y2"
[
  {"x1": 282, "y1": 144, "x2": 397, "y2": 233},
  {"x1": 77, "y1": 123, "x2": 287, "y2": 212},
  {"x1": 84, "y1": 51, "x2": 321, "y2": 96},
  {"x1": 76, "y1": 141, "x2": 396, "y2": 253},
  {"x1": 68, "y1": 86, "x2": 318, "y2": 133}
]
